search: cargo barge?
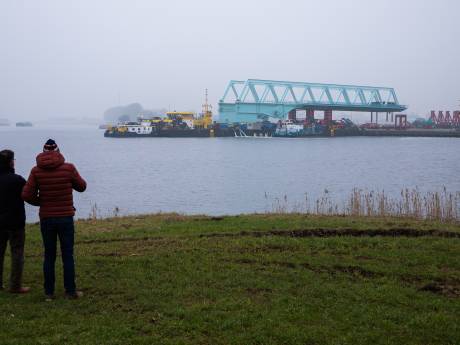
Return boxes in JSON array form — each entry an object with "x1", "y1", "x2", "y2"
[
  {"x1": 104, "y1": 124, "x2": 234, "y2": 138},
  {"x1": 104, "y1": 120, "x2": 277, "y2": 138},
  {"x1": 104, "y1": 109, "x2": 236, "y2": 138}
]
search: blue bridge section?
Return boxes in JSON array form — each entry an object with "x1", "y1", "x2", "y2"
[{"x1": 218, "y1": 79, "x2": 407, "y2": 123}]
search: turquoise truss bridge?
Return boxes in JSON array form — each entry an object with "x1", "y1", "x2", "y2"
[{"x1": 218, "y1": 79, "x2": 407, "y2": 123}]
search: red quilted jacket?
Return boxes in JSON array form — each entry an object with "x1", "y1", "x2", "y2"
[{"x1": 22, "y1": 151, "x2": 87, "y2": 219}]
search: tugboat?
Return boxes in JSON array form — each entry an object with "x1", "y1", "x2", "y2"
[{"x1": 274, "y1": 120, "x2": 306, "y2": 137}]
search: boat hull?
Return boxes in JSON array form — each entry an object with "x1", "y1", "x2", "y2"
[{"x1": 104, "y1": 128, "x2": 235, "y2": 138}]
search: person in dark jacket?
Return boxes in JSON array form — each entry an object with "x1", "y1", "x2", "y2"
[
  {"x1": 0, "y1": 150, "x2": 30, "y2": 293},
  {"x1": 22, "y1": 139, "x2": 87, "y2": 300}
]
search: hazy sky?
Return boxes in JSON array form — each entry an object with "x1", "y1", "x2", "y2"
[{"x1": 1, "y1": 0, "x2": 459, "y2": 120}]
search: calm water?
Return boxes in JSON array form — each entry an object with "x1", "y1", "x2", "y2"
[{"x1": 1, "y1": 125, "x2": 459, "y2": 222}]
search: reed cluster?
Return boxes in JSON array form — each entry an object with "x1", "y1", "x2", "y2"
[{"x1": 269, "y1": 188, "x2": 459, "y2": 222}]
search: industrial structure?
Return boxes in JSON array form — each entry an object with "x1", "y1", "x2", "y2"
[
  {"x1": 429, "y1": 111, "x2": 460, "y2": 128},
  {"x1": 218, "y1": 79, "x2": 407, "y2": 124},
  {"x1": 104, "y1": 82, "x2": 460, "y2": 139}
]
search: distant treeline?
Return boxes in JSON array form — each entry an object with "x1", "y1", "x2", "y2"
[{"x1": 103, "y1": 103, "x2": 167, "y2": 124}]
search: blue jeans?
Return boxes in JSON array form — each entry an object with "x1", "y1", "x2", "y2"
[{"x1": 40, "y1": 217, "x2": 76, "y2": 295}]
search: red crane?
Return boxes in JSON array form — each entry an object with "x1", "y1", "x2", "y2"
[
  {"x1": 429, "y1": 110, "x2": 460, "y2": 128},
  {"x1": 437, "y1": 111, "x2": 444, "y2": 124},
  {"x1": 454, "y1": 111, "x2": 460, "y2": 125}
]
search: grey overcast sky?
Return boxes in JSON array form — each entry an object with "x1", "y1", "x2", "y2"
[{"x1": 0, "y1": 0, "x2": 459, "y2": 120}]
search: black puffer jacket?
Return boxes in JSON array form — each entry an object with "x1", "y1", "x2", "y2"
[{"x1": 0, "y1": 165, "x2": 26, "y2": 230}]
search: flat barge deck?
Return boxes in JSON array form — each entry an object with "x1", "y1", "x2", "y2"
[
  {"x1": 104, "y1": 127, "x2": 460, "y2": 138},
  {"x1": 359, "y1": 128, "x2": 460, "y2": 138}
]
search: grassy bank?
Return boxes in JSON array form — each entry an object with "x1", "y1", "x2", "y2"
[{"x1": 1, "y1": 214, "x2": 459, "y2": 345}]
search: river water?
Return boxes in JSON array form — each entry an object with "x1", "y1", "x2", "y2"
[{"x1": 1, "y1": 125, "x2": 459, "y2": 222}]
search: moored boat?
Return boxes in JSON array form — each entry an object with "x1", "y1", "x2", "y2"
[{"x1": 16, "y1": 122, "x2": 33, "y2": 127}]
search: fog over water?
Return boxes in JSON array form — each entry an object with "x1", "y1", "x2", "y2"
[
  {"x1": 1, "y1": 0, "x2": 459, "y2": 121},
  {"x1": 1, "y1": 126, "x2": 459, "y2": 221}
]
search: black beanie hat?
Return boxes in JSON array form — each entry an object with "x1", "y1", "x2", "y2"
[{"x1": 44, "y1": 139, "x2": 58, "y2": 152}]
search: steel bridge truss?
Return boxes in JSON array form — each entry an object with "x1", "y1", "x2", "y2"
[{"x1": 219, "y1": 79, "x2": 406, "y2": 122}]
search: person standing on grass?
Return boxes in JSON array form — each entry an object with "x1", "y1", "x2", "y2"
[
  {"x1": 0, "y1": 150, "x2": 31, "y2": 294},
  {"x1": 22, "y1": 139, "x2": 87, "y2": 300}
]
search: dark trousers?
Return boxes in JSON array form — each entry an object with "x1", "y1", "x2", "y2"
[
  {"x1": 40, "y1": 217, "x2": 76, "y2": 295},
  {"x1": 0, "y1": 227, "x2": 25, "y2": 291}
]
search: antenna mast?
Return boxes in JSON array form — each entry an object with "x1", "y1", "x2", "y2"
[{"x1": 203, "y1": 88, "x2": 212, "y2": 114}]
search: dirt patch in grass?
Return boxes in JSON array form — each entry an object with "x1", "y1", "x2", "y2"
[
  {"x1": 246, "y1": 287, "x2": 273, "y2": 295},
  {"x1": 354, "y1": 255, "x2": 374, "y2": 261},
  {"x1": 272, "y1": 261, "x2": 298, "y2": 269},
  {"x1": 78, "y1": 236, "x2": 157, "y2": 245},
  {"x1": 229, "y1": 259, "x2": 460, "y2": 298},
  {"x1": 332, "y1": 265, "x2": 380, "y2": 278},
  {"x1": 93, "y1": 252, "x2": 122, "y2": 257},
  {"x1": 229, "y1": 259, "x2": 381, "y2": 278},
  {"x1": 202, "y1": 228, "x2": 460, "y2": 239},
  {"x1": 234, "y1": 258, "x2": 257, "y2": 265},
  {"x1": 227, "y1": 244, "x2": 300, "y2": 255},
  {"x1": 298, "y1": 262, "x2": 383, "y2": 279},
  {"x1": 263, "y1": 244, "x2": 295, "y2": 252},
  {"x1": 419, "y1": 279, "x2": 460, "y2": 298}
]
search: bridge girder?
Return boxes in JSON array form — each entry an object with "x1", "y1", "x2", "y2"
[{"x1": 218, "y1": 79, "x2": 407, "y2": 123}]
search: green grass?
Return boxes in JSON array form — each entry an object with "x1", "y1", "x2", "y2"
[{"x1": 1, "y1": 214, "x2": 459, "y2": 345}]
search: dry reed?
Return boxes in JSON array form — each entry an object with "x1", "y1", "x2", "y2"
[{"x1": 268, "y1": 188, "x2": 459, "y2": 222}]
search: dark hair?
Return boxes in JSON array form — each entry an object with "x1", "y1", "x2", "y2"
[{"x1": 0, "y1": 149, "x2": 14, "y2": 171}]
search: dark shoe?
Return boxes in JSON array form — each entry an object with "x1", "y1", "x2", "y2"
[
  {"x1": 45, "y1": 294, "x2": 55, "y2": 302},
  {"x1": 9, "y1": 287, "x2": 30, "y2": 294},
  {"x1": 65, "y1": 291, "x2": 83, "y2": 299}
]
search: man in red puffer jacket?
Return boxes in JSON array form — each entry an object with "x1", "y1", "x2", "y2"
[{"x1": 22, "y1": 139, "x2": 86, "y2": 300}]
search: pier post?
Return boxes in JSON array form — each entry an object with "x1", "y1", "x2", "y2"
[
  {"x1": 324, "y1": 109, "x2": 333, "y2": 125},
  {"x1": 306, "y1": 109, "x2": 315, "y2": 124},
  {"x1": 395, "y1": 114, "x2": 407, "y2": 128}
]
